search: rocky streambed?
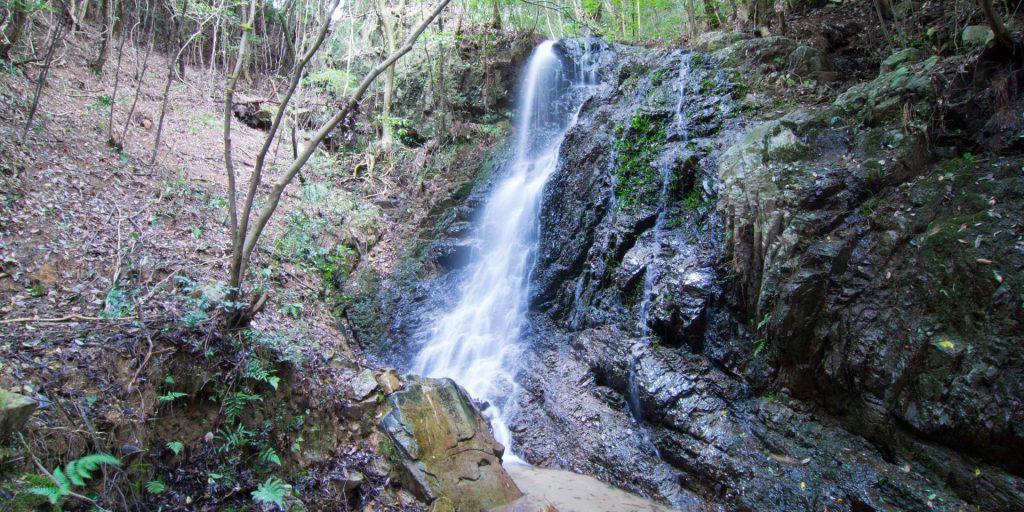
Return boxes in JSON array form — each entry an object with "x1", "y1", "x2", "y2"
[{"x1": 356, "y1": 34, "x2": 1024, "y2": 511}]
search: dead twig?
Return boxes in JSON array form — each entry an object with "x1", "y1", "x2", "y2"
[
  {"x1": 0, "y1": 314, "x2": 139, "y2": 324},
  {"x1": 126, "y1": 335, "x2": 154, "y2": 392}
]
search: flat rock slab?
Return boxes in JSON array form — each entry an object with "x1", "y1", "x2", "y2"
[
  {"x1": 499, "y1": 464, "x2": 675, "y2": 512},
  {"x1": 0, "y1": 389, "x2": 37, "y2": 439},
  {"x1": 379, "y1": 376, "x2": 522, "y2": 511}
]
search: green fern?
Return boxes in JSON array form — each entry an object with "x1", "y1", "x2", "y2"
[
  {"x1": 159, "y1": 391, "x2": 188, "y2": 402},
  {"x1": 216, "y1": 423, "x2": 254, "y2": 452},
  {"x1": 252, "y1": 476, "x2": 290, "y2": 509},
  {"x1": 145, "y1": 480, "x2": 166, "y2": 493},
  {"x1": 223, "y1": 391, "x2": 262, "y2": 424},
  {"x1": 166, "y1": 441, "x2": 184, "y2": 455},
  {"x1": 244, "y1": 360, "x2": 280, "y2": 390},
  {"x1": 25, "y1": 453, "x2": 120, "y2": 505},
  {"x1": 258, "y1": 446, "x2": 282, "y2": 466}
]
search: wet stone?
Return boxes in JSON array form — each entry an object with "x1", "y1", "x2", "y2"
[
  {"x1": 0, "y1": 389, "x2": 37, "y2": 440},
  {"x1": 379, "y1": 376, "x2": 522, "y2": 511}
]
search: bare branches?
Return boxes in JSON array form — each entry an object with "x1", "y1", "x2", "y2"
[
  {"x1": 222, "y1": 0, "x2": 452, "y2": 328},
  {"x1": 22, "y1": 7, "x2": 69, "y2": 139}
]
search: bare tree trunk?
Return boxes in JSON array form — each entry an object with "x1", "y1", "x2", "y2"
[
  {"x1": 977, "y1": 0, "x2": 1015, "y2": 49},
  {"x1": 118, "y1": 0, "x2": 156, "y2": 149},
  {"x1": 684, "y1": 0, "x2": 698, "y2": 39},
  {"x1": 774, "y1": 0, "x2": 785, "y2": 35},
  {"x1": 92, "y1": 0, "x2": 114, "y2": 71},
  {"x1": 376, "y1": 0, "x2": 406, "y2": 146},
  {"x1": 23, "y1": 12, "x2": 68, "y2": 139},
  {"x1": 1, "y1": 1, "x2": 28, "y2": 59},
  {"x1": 76, "y1": 0, "x2": 91, "y2": 26},
  {"x1": 872, "y1": 0, "x2": 892, "y2": 43},
  {"x1": 490, "y1": 0, "x2": 501, "y2": 29},
  {"x1": 106, "y1": 15, "x2": 131, "y2": 144},
  {"x1": 223, "y1": 0, "x2": 259, "y2": 306},
  {"x1": 151, "y1": 0, "x2": 186, "y2": 164}
]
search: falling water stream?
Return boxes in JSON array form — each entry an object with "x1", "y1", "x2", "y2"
[
  {"x1": 627, "y1": 53, "x2": 693, "y2": 457},
  {"x1": 413, "y1": 41, "x2": 596, "y2": 457}
]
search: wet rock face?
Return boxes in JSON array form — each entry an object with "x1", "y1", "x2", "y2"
[
  {"x1": 715, "y1": 47, "x2": 1024, "y2": 508},
  {"x1": 379, "y1": 376, "x2": 522, "y2": 511},
  {"x1": 517, "y1": 38, "x2": 1023, "y2": 511}
]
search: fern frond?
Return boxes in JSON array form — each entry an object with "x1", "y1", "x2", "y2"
[
  {"x1": 252, "y1": 477, "x2": 289, "y2": 509},
  {"x1": 51, "y1": 467, "x2": 71, "y2": 492},
  {"x1": 259, "y1": 446, "x2": 282, "y2": 466},
  {"x1": 26, "y1": 485, "x2": 63, "y2": 505},
  {"x1": 145, "y1": 480, "x2": 166, "y2": 493},
  {"x1": 65, "y1": 459, "x2": 87, "y2": 486},
  {"x1": 70, "y1": 453, "x2": 121, "y2": 482},
  {"x1": 223, "y1": 391, "x2": 262, "y2": 424}
]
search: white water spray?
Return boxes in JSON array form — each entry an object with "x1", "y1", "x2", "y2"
[{"x1": 414, "y1": 41, "x2": 596, "y2": 457}]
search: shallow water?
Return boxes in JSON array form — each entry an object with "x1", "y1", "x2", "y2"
[{"x1": 502, "y1": 463, "x2": 674, "y2": 512}]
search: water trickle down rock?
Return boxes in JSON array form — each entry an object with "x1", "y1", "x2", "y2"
[{"x1": 379, "y1": 376, "x2": 523, "y2": 511}]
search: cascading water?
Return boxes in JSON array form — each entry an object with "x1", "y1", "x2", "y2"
[
  {"x1": 627, "y1": 53, "x2": 693, "y2": 454},
  {"x1": 414, "y1": 40, "x2": 597, "y2": 457},
  {"x1": 635, "y1": 52, "x2": 692, "y2": 338}
]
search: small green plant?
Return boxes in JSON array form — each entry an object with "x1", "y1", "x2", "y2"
[
  {"x1": 24, "y1": 453, "x2": 121, "y2": 506},
  {"x1": 614, "y1": 111, "x2": 668, "y2": 210},
  {"x1": 223, "y1": 391, "x2": 263, "y2": 424},
  {"x1": 103, "y1": 286, "x2": 133, "y2": 318},
  {"x1": 258, "y1": 446, "x2": 282, "y2": 466},
  {"x1": 754, "y1": 337, "x2": 767, "y2": 356},
  {"x1": 282, "y1": 302, "x2": 302, "y2": 318},
  {"x1": 216, "y1": 423, "x2": 254, "y2": 453},
  {"x1": 252, "y1": 476, "x2": 290, "y2": 509},
  {"x1": 92, "y1": 94, "x2": 113, "y2": 109},
  {"x1": 166, "y1": 441, "x2": 184, "y2": 455},
  {"x1": 159, "y1": 391, "x2": 187, "y2": 402},
  {"x1": 244, "y1": 360, "x2": 281, "y2": 390},
  {"x1": 145, "y1": 480, "x2": 166, "y2": 494}
]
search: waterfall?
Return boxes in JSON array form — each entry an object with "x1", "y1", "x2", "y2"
[
  {"x1": 414, "y1": 41, "x2": 597, "y2": 457},
  {"x1": 627, "y1": 54, "x2": 692, "y2": 454},
  {"x1": 636, "y1": 53, "x2": 692, "y2": 337}
]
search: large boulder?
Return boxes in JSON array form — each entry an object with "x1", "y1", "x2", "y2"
[
  {"x1": 0, "y1": 389, "x2": 37, "y2": 440},
  {"x1": 379, "y1": 376, "x2": 522, "y2": 511}
]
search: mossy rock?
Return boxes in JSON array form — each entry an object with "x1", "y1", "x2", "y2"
[
  {"x1": 833, "y1": 63, "x2": 935, "y2": 125},
  {"x1": 695, "y1": 30, "x2": 745, "y2": 52},
  {"x1": 0, "y1": 389, "x2": 37, "y2": 440},
  {"x1": 961, "y1": 25, "x2": 994, "y2": 49},
  {"x1": 880, "y1": 48, "x2": 927, "y2": 74},
  {"x1": 787, "y1": 45, "x2": 837, "y2": 81}
]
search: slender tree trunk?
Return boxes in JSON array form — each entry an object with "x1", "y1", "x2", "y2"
[
  {"x1": 490, "y1": 0, "x2": 501, "y2": 29},
  {"x1": 118, "y1": 0, "x2": 155, "y2": 149},
  {"x1": 77, "y1": 0, "x2": 91, "y2": 26},
  {"x1": 151, "y1": 0, "x2": 186, "y2": 164},
  {"x1": 223, "y1": 0, "x2": 259, "y2": 302},
  {"x1": 872, "y1": 0, "x2": 891, "y2": 43},
  {"x1": 377, "y1": 0, "x2": 406, "y2": 146},
  {"x1": 684, "y1": 0, "x2": 698, "y2": 38},
  {"x1": 23, "y1": 13, "x2": 68, "y2": 139},
  {"x1": 977, "y1": 0, "x2": 1015, "y2": 49},
  {"x1": 92, "y1": 0, "x2": 114, "y2": 71}
]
